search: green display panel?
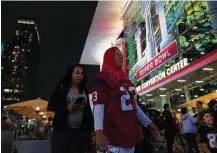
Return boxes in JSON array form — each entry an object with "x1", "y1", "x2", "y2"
[{"x1": 123, "y1": 0, "x2": 217, "y2": 83}]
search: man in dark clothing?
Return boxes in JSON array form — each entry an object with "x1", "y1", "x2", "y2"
[
  {"x1": 199, "y1": 110, "x2": 217, "y2": 153},
  {"x1": 208, "y1": 99, "x2": 217, "y2": 127},
  {"x1": 162, "y1": 104, "x2": 176, "y2": 153}
]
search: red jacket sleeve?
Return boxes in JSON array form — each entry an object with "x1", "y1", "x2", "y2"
[{"x1": 91, "y1": 77, "x2": 108, "y2": 105}]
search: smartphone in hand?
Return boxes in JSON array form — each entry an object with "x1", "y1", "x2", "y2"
[
  {"x1": 74, "y1": 97, "x2": 85, "y2": 105},
  {"x1": 107, "y1": 145, "x2": 120, "y2": 153}
]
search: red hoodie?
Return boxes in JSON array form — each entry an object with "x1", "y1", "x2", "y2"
[{"x1": 91, "y1": 47, "x2": 142, "y2": 148}]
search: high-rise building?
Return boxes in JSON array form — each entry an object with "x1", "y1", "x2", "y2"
[{"x1": 2, "y1": 18, "x2": 40, "y2": 105}]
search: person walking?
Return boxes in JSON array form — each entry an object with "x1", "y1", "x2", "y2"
[
  {"x1": 181, "y1": 107, "x2": 199, "y2": 153},
  {"x1": 162, "y1": 104, "x2": 177, "y2": 153},
  {"x1": 91, "y1": 47, "x2": 161, "y2": 153},
  {"x1": 47, "y1": 65, "x2": 94, "y2": 153}
]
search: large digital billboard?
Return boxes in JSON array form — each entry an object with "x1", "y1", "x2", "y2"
[{"x1": 124, "y1": 0, "x2": 217, "y2": 84}]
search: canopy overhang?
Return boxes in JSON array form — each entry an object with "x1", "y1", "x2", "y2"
[{"x1": 178, "y1": 92, "x2": 217, "y2": 108}]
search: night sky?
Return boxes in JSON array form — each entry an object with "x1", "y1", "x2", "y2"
[{"x1": 1, "y1": 1, "x2": 98, "y2": 100}]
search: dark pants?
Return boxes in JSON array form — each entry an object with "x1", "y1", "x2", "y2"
[
  {"x1": 185, "y1": 133, "x2": 199, "y2": 153},
  {"x1": 51, "y1": 128, "x2": 84, "y2": 153},
  {"x1": 135, "y1": 140, "x2": 153, "y2": 153},
  {"x1": 165, "y1": 134, "x2": 175, "y2": 153},
  {"x1": 135, "y1": 127, "x2": 154, "y2": 153}
]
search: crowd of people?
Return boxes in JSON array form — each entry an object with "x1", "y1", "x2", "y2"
[
  {"x1": 1, "y1": 114, "x2": 53, "y2": 137},
  {"x1": 158, "y1": 100, "x2": 217, "y2": 153},
  {"x1": 47, "y1": 46, "x2": 217, "y2": 153},
  {"x1": 179, "y1": 100, "x2": 217, "y2": 153}
]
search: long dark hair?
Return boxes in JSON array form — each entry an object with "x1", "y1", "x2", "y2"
[{"x1": 61, "y1": 64, "x2": 87, "y2": 93}]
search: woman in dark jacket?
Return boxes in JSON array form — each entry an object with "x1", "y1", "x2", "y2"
[{"x1": 47, "y1": 65, "x2": 94, "y2": 153}]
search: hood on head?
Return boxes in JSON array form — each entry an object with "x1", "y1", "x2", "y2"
[
  {"x1": 181, "y1": 114, "x2": 189, "y2": 120},
  {"x1": 102, "y1": 47, "x2": 121, "y2": 72}
]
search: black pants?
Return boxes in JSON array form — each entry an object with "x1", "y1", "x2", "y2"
[
  {"x1": 165, "y1": 134, "x2": 175, "y2": 153},
  {"x1": 185, "y1": 133, "x2": 199, "y2": 153},
  {"x1": 135, "y1": 139, "x2": 153, "y2": 153},
  {"x1": 51, "y1": 128, "x2": 87, "y2": 153}
]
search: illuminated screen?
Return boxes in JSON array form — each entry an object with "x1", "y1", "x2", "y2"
[
  {"x1": 124, "y1": 0, "x2": 217, "y2": 83},
  {"x1": 165, "y1": 1, "x2": 217, "y2": 54}
]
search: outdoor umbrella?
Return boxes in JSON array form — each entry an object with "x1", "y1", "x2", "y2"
[{"x1": 7, "y1": 98, "x2": 54, "y2": 118}]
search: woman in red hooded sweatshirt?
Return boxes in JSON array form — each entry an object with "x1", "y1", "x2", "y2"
[{"x1": 91, "y1": 47, "x2": 161, "y2": 153}]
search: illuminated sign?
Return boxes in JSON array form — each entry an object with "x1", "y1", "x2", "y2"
[
  {"x1": 136, "y1": 40, "x2": 178, "y2": 81},
  {"x1": 136, "y1": 58, "x2": 188, "y2": 93}
]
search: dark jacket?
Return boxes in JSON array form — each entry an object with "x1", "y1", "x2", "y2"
[
  {"x1": 47, "y1": 83, "x2": 94, "y2": 134},
  {"x1": 162, "y1": 110, "x2": 176, "y2": 135}
]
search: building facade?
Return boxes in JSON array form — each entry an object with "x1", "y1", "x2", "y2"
[
  {"x1": 2, "y1": 18, "x2": 40, "y2": 105},
  {"x1": 122, "y1": 0, "x2": 217, "y2": 110}
]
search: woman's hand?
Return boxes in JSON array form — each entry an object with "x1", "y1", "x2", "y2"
[
  {"x1": 90, "y1": 132, "x2": 96, "y2": 145},
  {"x1": 95, "y1": 130, "x2": 109, "y2": 152}
]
